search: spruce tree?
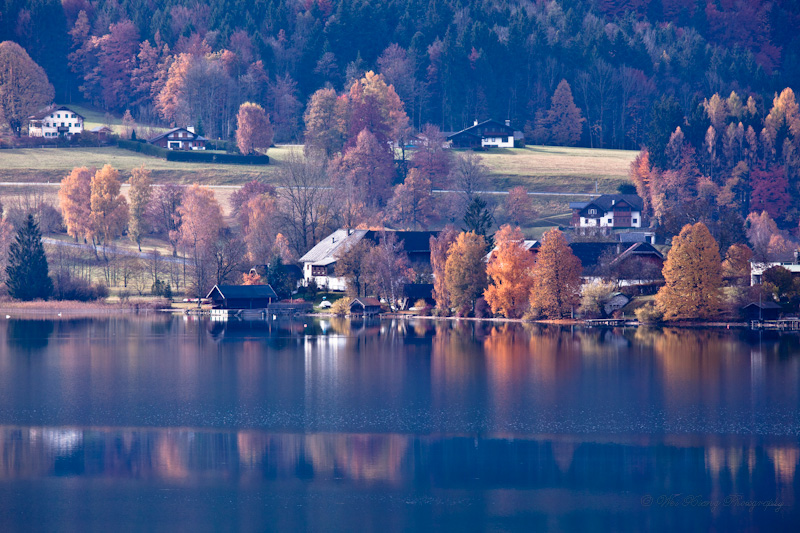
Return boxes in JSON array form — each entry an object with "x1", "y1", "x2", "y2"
[
  {"x1": 6, "y1": 215, "x2": 53, "y2": 300},
  {"x1": 463, "y1": 196, "x2": 494, "y2": 249}
]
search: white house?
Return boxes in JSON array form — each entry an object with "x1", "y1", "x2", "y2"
[
  {"x1": 570, "y1": 194, "x2": 644, "y2": 231},
  {"x1": 27, "y1": 106, "x2": 84, "y2": 137},
  {"x1": 750, "y1": 261, "x2": 800, "y2": 286},
  {"x1": 446, "y1": 119, "x2": 516, "y2": 149},
  {"x1": 148, "y1": 127, "x2": 207, "y2": 150}
]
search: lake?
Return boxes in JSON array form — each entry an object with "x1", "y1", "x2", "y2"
[{"x1": 0, "y1": 315, "x2": 797, "y2": 531}]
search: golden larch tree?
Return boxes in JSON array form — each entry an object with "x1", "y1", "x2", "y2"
[
  {"x1": 128, "y1": 165, "x2": 152, "y2": 251},
  {"x1": 0, "y1": 41, "x2": 55, "y2": 135},
  {"x1": 484, "y1": 225, "x2": 536, "y2": 318},
  {"x1": 58, "y1": 166, "x2": 93, "y2": 241},
  {"x1": 655, "y1": 222, "x2": 723, "y2": 320},
  {"x1": 430, "y1": 225, "x2": 459, "y2": 312},
  {"x1": 90, "y1": 164, "x2": 129, "y2": 248},
  {"x1": 721, "y1": 243, "x2": 753, "y2": 282},
  {"x1": 529, "y1": 228, "x2": 582, "y2": 318},
  {"x1": 444, "y1": 231, "x2": 487, "y2": 315}
]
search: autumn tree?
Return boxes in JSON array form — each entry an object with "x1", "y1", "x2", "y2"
[
  {"x1": 388, "y1": 169, "x2": 435, "y2": 229},
  {"x1": 430, "y1": 225, "x2": 459, "y2": 313},
  {"x1": 58, "y1": 166, "x2": 93, "y2": 241},
  {"x1": 745, "y1": 211, "x2": 781, "y2": 262},
  {"x1": 242, "y1": 194, "x2": 278, "y2": 264},
  {"x1": 149, "y1": 184, "x2": 183, "y2": 256},
  {"x1": 444, "y1": 231, "x2": 488, "y2": 315},
  {"x1": 541, "y1": 79, "x2": 585, "y2": 146},
  {"x1": 90, "y1": 165, "x2": 129, "y2": 251},
  {"x1": 5, "y1": 214, "x2": 52, "y2": 300},
  {"x1": 528, "y1": 229, "x2": 582, "y2": 318},
  {"x1": 304, "y1": 87, "x2": 346, "y2": 156},
  {"x1": 343, "y1": 70, "x2": 409, "y2": 147},
  {"x1": 179, "y1": 184, "x2": 223, "y2": 300},
  {"x1": 721, "y1": 243, "x2": 753, "y2": 284},
  {"x1": 505, "y1": 186, "x2": 536, "y2": 225},
  {"x1": 336, "y1": 128, "x2": 395, "y2": 209},
  {"x1": 230, "y1": 180, "x2": 277, "y2": 222},
  {"x1": 484, "y1": 225, "x2": 536, "y2": 318},
  {"x1": 365, "y1": 232, "x2": 412, "y2": 308},
  {"x1": 450, "y1": 152, "x2": 488, "y2": 202},
  {"x1": 0, "y1": 41, "x2": 55, "y2": 135},
  {"x1": 128, "y1": 165, "x2": 152, "y2": 251},
  {"x1": 410, "y1": 124, "x2": 452, "y2": 188},
  {"x1": 334, "y1": 238, "x2": 374, "y2": 297},
  {"x1": 236, "y1": 102, "x2": 273, "y2": 155},
  {"x1": 277, "y1": 152, "x2": 332, "y2": 257},
  {"x1": 655, "y1": 222, "x2": 723, "y2": 321}
]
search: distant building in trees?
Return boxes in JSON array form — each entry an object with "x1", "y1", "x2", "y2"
[
  {"x1": 205, "y1": 284, "x2": 277, "y2": 309},
  {"x1": 27, "y1": 105, "x2": 84, "y2": 137},
  {"x1": 569, "y1": 194, "x2": 645, "y2": 234},
  {"x1": 148, "y1": 127, "x2": 207, "y2": 150},
  {"x1": 446, "y1": 119, "x2": 517, "y2": 149},
  {"x1": 298, "y1": 229, "x2": 438, "y2": 291},
  {"x1": 750, "y1": 258, "x2": 800, "y2": 286}
]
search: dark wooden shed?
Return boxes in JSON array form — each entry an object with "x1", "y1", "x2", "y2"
[
  {"x1": 741, "y1": 301, "x2": 782, "y2": 321},
  {"x1": 206, "y1": 284, "x2": 278, "y2": 309},
  {"x1": 350, "y1": 297, "x2": 383, "y2": 316}
]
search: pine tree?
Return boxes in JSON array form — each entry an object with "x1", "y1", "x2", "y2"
[
  {"x1": 655, "y1": 222, "x2": 723, "y2": 320},
  {"x1": 6, "y1": 215, "x2": 53, "y2": 301},
  {"x1": 463, "y1": 196, "x2": 494, "y2": 248}
]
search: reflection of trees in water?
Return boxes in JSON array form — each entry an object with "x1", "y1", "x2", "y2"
[
  {"x1": 0, "y1": 426, "x2": 796, "y2": 506},
  {"x1": 4, "y1": 319, "x2": 55, "y2": 351}
]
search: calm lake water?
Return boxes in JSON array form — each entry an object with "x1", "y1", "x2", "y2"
[{"x1": 0, "y1": 315, "x2": 797, "y2": 531}]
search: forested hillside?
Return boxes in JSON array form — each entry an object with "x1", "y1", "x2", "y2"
[{"x1": 1, "y1": 0, "x2": 798, "y2": 147}]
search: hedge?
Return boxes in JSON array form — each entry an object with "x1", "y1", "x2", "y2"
[{"x1": 118, "y1": 139, "x2": 269, "y2": 164}]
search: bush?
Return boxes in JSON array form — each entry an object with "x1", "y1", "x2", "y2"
[
  {"x1": 52, "y1": 271, "x2": 108, "y2": 301},
  {"x1": 635, "y1": 303, "x2": 663, "y2": 324},
  {"x1": 118, "y1": 139, "x2": 168, "y2": 158},
  {"x1": 151, "y1": 279, "x2": 172, "y2": 299},
  {"x1": 165, "y1": 150, "x2": 270, "y2": 165},
  {"x1": 331, "y1": 297, "x2": 351, "y2": 316}
]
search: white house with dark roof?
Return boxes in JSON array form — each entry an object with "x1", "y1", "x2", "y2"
[
  {"x1": 27, "y1": 105, "x2": 84, "y2": 137},
  {"x1": 148, "y1": 127, "x2": 207, "y2": 150},
  {"x1": 447, "y1": 119, "x2": 517, "y2": 148},
  {"x1": 569, "y1": 194, "x2": 644, "y2": 230}
]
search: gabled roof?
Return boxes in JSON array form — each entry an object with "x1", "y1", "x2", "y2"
[
  {"x1": 742, "y1": 301, "x2": 782, "y2": 310},
  {"x1": 298, "y1": 229, "x2": 368, "y2": 264},
  {"x1": 351, "y1": 297, "x2": 382, "y2": 308},
  {"x1": 148, "y1": 127, "x2": 207, "y2": 143},
  {"x1": 446, "y1": 119, "x2": 515, "y2": 140},
  {"x1": 576, "y1": 194, "x2": 644, "y2": 212},
  {"x1": 206, "y1": 284, "x2": 277, "y2": 300},
  {"x1": 611, "y1": 242, "x2": 663, "y2": 264},
  {"x1": 568, "y1": 242, "x2": 618, "y2": 270},
  {"x1": 486, "y1": 239, "x2": 539, "y2": 261},
  {"x1": 364, "y1": 230, "x2": 438, "y2": 253},
  {"x1": 90, "y1": 126, "x2": 113, "y2": 133},
  {"x1": 28, "y1": 105, "x2": 85, "y2": 121}
]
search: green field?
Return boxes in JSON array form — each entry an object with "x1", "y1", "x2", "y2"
[{"x1": 0, "y1": 145, "x2": 300, "y2": 184}]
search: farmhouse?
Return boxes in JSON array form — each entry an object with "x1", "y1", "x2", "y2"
[
  {"x1": 27, "y1": 105, "x2": 84, "y2": 137},
  {"x1": 149, "y1": 127, "x2": 207, "y2": 150},
  {"x1": 569, "y1": 194, "x2": 644, "y2": 233},
  {"x1": 206, "y1": 284, "x2": 277, "y2": 309},
  {"x1": 299, "y1": 229, "x2": 438, "y2": 291},
  {"x1": 447, "y1": 119, "x2": 516, "y2": 149}
]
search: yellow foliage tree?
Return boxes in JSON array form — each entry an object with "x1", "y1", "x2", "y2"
[
  {"x1": 90, "y1": 164, "x2": 129, "y2": 247},
  {"x1": 721, "y1": 243, "x2": 753, "y2": 282},
  {"x1": 655, "y1": 222, "x2": 722, "y2": 320},
  {"x1": 528, "y1": 228, "x2": 582, "y2": 318},
  {"x1": 484, "y1": 225, "x2": 536, "y2": 318},
  {"x1": 58, "y1": 166, "x2": 93, "y2": 241},
  {"x1": 128, "y1": 165, "x2": 152, "y2": 251},
  {"x1": 444, "y1": 231, "x2": 487, "y2": 315}
]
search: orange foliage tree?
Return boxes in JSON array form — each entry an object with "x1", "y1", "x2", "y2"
[
  {"x1": 528, "y1": 228, "x2": 582, "y2": 318},
  {"x1": 236, "y1": 101, "x2": 273, "y2": 155},
  {"x1": 655, "y1": 222, "x2": 723, "y2": 320},
  {"x1": 179, "y1": 184, "x2": 223, "y2": 299},
  {"x1": 444, "y1": 231, "x2": 488, "y2": 315},
  {"x1": 430, "y1": 225, "x2": 458, "y2": 313},
  {"x1": 721, "y1": 243, "x2": 752, "y2": 282},
  {"x1": 242, "y1": 194, "x2": 278, "y2": 264},
  {"x1": 484, "y1": 225, "x2": 536, "y2": 318},
  {"x1": 505, "y1": 186, "x2": 535, "y2": 226},
  {"x1": 242, "y1": 271, "x2": 261, "y2": 285},
  {"x1": 58, "y1": 166, "x2": 93, "y2": 241},
  {"x1": 128, "y1": 165, "x2": 152, "y2": 251},
  {"x1": 90, "y1": 164, "x2": 129, "y2": 248},
  {"x1": 387, "y1": 168, "x2": 435, "y2": 229}
]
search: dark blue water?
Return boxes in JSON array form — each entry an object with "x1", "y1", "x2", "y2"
[{"x1": 0, "y1": 316, "x2": 797, "y2": 531}]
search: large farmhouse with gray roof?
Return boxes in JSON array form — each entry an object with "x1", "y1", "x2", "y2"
[
  {"x1": 299, "y1": 229, "x2": 438, "y2": 291},
  {"x1": 570, "y1": 194, "x2": 644, "y2": 234}
]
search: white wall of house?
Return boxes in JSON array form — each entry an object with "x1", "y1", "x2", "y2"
[
  {"x1": 302, "y1": 262, "x2": 347, "y2": 291},
  {"x1": 481, "y1": 135, "x2": 514, "y2": 148},
  {"x1": 29, "y1": 110, "x2": 84, "y2": 137},
  {"x1": 579, "y1": 211, "x2": 642, "y2": 228},
  {"x1": 166, "y1": 130, "x2": 205, "y2": 150},
  {"x1": 750, "y1": 262, "x2": 800, "y2": 286}
]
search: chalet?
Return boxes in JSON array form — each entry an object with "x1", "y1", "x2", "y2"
[
  {"x1": 350, "y1": 297, "x2": 383, "y2": 316},
  {"x1": 149, "y1": 127, "x2": 207, "y2": 150},
  {"x1": 447, "y1": 119, "x2": 516, "y2": 149},
  {"x1": 569, "y1": 241, "x2": 664, "y2": 281},
  {"x1": 299, "y1": 229, "x2": 438, "y2": 291},
  {"x1": 27, "y1": 106, "x2": 84, "y2": 137},
  {"x1": 570, "y1": 194, "x2": 644, "y2": 233},
  {"x1": 206, "y1": 284, "x2": 278, "y2": 309},
  {"x1": 750, "y1": 259, "x2": 800, "y2": 286}
]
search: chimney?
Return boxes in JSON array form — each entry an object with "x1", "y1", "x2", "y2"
[
  {"x1": 473, "y1": 119, "x2": 479, "y2": 126},
  {"x1": 187, "y1": 126, "x2": 195, "y2": 133},
  {"x1": 505, "y1": 119, "x2": 511, "y2": 127}
]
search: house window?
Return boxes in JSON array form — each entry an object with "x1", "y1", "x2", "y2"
[
  {"x1": 633, "y1": 219, "x2": 638, "y2": 224},
  {"x1": 588, "y1": 208, "x2": 597, "y2": 216}
]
